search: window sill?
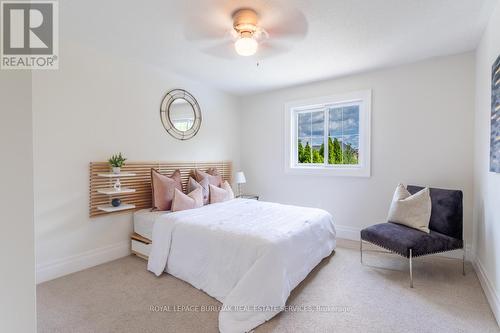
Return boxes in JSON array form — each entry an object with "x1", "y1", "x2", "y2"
[{"x1": 284, "y1": 165, "x2": 371, "y2": 177}]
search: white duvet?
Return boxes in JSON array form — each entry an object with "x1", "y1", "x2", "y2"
[{"x1": 148, "y1": 199, "x2": 336, "y2": 333}]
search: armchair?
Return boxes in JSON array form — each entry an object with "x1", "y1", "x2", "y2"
[{"x1": 360, "y1": 185, "x2": 464, "y2": 288}]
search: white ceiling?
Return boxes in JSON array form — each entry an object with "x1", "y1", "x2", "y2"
[{"x1": 65, "y1": 0, "x2": 497, "y2": 96}]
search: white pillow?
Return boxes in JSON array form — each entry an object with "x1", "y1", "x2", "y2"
[{"x1": 387, "y1": 184, "x2": 431, "y2": 233}]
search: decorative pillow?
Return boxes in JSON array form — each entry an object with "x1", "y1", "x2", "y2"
[
  {"x1": 171, "y1": 188, "x2": 203, "y2": 212},
  {"x1": 195, "y1": 169, "x2": 222, "y2": 187},
  {"x1": 221, "y1": 180, "x2": 235, "y2": 200},
  {"x1": 188, "y1": 176, "x2": 210, "y2": 205},
  {"x1": 207, "y1": 167, "x2": 219, "y2": 176},
  {"x1": 151, "y1": 169, "x2": 182, "y2": 211},
  {"x1": 209, "y1": 183, "x2": 234, "y2": 204},
  {"x1": 387, "y1": 184, "x2": 431, "y2": 233}
]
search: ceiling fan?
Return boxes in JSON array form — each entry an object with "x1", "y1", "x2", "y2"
[
  {"x1": 183, "y1": 3, "x2": 308, "y2": 59},
  {"x1": 232, "y1": 8, "x2": 267, "y2": 56}
]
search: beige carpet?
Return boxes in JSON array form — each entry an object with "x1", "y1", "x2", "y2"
[{"x1": 37, "y1": 239, "x2": 499, "y2": 333}]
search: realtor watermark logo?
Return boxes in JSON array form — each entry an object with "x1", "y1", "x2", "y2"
[{"x1": 1, "y1": 0, "x2": 58, "y2": 69}]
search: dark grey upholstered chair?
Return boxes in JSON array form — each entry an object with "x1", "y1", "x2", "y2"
[{"x1": 360, "y1": 185, "x2": 464, "y2": 288}]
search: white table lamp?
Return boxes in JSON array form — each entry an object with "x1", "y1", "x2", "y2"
[{"x1": 235, "y1": 171, "x2": 246, "y2": 196}]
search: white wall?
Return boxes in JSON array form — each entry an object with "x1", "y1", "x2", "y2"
[
  {"x1": 0, "y1": 71, "x2": 36, "y2": 331},
  {"x1": 239, "y1": 53, "x2": 475, "y2": 244},
  {"x1": 32, "y1": 44, "x2": 240, "y2": 282},
  {"x1": 473, "y1": 0, "x2": 500, "y2": 324}
]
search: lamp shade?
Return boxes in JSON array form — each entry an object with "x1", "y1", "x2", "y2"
[
  {"x1": 234, "y1": 36, "x2": 258, "y2": 56},
  {"x1": 235, "y1": 171, "x2": 246, "y2": 184}
]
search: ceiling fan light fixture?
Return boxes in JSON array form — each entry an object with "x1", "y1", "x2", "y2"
[{"x1": 234, "y1": 35, "x2": 258, "y2": 56}]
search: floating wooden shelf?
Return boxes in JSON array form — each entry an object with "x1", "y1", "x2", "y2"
[
  {"x1": 96, "y1": 187, "x2": 136, "y2": 195},
  {"x1": 97, "y1": 172, "x2": 136, "y2": 178},
  {"x1": 97, "y1": 203, "x2": 136, "y2": 212}
]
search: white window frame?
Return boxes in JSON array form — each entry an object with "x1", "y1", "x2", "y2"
[
  {"x1": 172, "y1": 118, "x2": 194, "y2": 131},
  {"x1": 284, "y1": 90, "x2": 371, "y2": 177}
]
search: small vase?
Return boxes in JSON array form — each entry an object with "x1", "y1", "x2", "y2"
[
  {"x1": 113, "y1": 179, "x2": 121, "y2": 191},
  {"x1": 111, "y1": 198, "x2": 121, "y2": 207},
  {"x1": 112, "y1": 167, "x2": 121, "y2": 174}
]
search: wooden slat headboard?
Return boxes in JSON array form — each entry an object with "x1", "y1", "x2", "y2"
[{"x1": 89, "y1": 161, "x2": 232, "y2": 218}]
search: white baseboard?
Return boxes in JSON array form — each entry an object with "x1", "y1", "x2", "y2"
[
  {"x1": 335, "y1": 224, "x2": 471, "y2": 260},
  {"x1": 335, "y1": 224, "x2": 361, "y2": 241},
  {"x1": 473, "y1": 256, "x2": 500, "y2": 326},
  {"x1": 36, "y1": 241, "x2": 130, "y2": 284}
]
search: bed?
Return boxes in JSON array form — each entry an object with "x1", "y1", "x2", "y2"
[
  {"x1": 133, "y1": 198, "x2": 336, "y2": 333},
  {"x1": 133, "y1": 209, "x2": 166, "y2": 240}
]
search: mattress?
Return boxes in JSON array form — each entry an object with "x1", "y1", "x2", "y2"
[{"x1": 133, "y1": 209, "x2": 168, "y2": 240}]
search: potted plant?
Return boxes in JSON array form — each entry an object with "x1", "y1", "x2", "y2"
[{"x1": 108, "y1": 153, "x2": 127, "y2": 174}]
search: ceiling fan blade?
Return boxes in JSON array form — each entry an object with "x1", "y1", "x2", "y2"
[
  {"x1": 183, "y1": 15, "x2": 233, "y2": 41},
  {"x1": 202, "y1": 39, "x2": 291, "y2": 60},
  {"x1": 260, "y1": 7, "x2": 308, "y2": 41},
  {"x1": 181, "y1": 0, "x2": 234, "y2": 41},
  {"x1": 202, "y1": 41, "x2": 238, "y2": 59},
  {"x1": 256, "y1": 41, "x2": 291, "y2": 58}
]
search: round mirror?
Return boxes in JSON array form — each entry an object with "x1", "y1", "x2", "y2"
[
  {"x1": 160, "y1": 89, "x2": 202, "y2": 140},
  {"x1": 170, "y1": 98, "x2": 195, "y2": 131}
]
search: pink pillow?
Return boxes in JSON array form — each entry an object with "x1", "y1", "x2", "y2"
[
  {"x1": 221, "y1": 181, "x2": 235, "y2": 200},
  {"x1": 151, "y1": 169, "x2": 182, "y2": 210},
  {"x1": 171, "y1": 188, "x2": 203, "y2": 212},
  {"x1": 195, "y1": 169, "x2": 222, "y2": 187},
  {"x1": 209, "y1": 183, "x2": 234, "y2": 204},
  {"x1": 188, "y1": 176, "x2": 210, "y2": 205},
  {"x1": 207, "y1": 167, "x2": 219, "y2": 176}
]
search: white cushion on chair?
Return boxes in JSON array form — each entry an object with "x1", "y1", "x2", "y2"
[{"x1": 387, "y1": 184, "x2": 431, "y2": 233}]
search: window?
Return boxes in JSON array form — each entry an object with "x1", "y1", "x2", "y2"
[
  {"x1": 285, "y1": 90, "x2": 371, "y2": 177},
  {"x1": 172, "y1": 119, "x2": 194, "y2": 131}
]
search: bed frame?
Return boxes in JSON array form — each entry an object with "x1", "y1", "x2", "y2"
[
  {"x1": 90, "y1": 160, "x2": 232, "y2": 260},
  {"x1": 131, "y1": 232, "x2": 151, "y2": 260}
]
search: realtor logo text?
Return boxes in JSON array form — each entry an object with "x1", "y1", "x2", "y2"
[{"x1": 1, "y1": 1, "x2": 58, "y2": 69}]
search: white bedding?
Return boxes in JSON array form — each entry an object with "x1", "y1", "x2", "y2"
[
  {"x1": 147, "y1": 199, "x2": 336, "y2": 333},
  {"x1": 133, "y1": 209, "x2": 167, "y2": 240}
]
